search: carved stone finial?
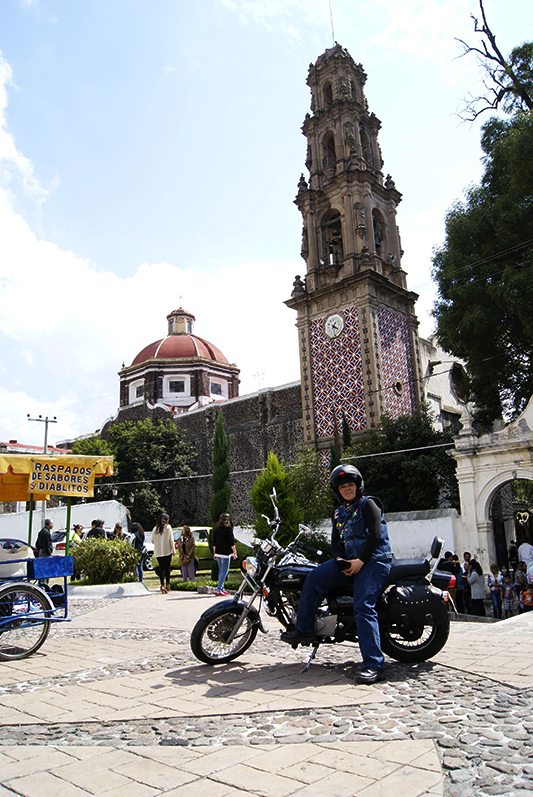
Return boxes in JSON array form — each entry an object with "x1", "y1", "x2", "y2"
[
  {"x1": 291, "y1": 275, "x2": 306, "y2": 296},
  {"x1": 297, "y1": 173, "x2": 308, "y2": 192}
]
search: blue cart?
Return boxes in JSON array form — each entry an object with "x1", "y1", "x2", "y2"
[{"x1": 0, "y1": 555, "x2": 73, "y2": 660}]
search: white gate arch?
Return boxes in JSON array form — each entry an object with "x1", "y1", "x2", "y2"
[{"x1": 450, "y1": 397, "x2": 533, "y2": 570}]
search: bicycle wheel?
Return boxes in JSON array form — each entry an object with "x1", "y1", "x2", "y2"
[{"x1": 0, "y1": 584, "x2": 52, "y2": 660}]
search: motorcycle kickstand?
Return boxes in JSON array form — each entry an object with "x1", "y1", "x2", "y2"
[{"x1": 300, "y1": 642, "x2": 320, "y2": 673}]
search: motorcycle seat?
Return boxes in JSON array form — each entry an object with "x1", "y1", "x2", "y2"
[{"x1": 385, "y1": 558, "x2": 429, "y2": 585}]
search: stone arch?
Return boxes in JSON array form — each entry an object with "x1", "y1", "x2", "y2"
[
  {"x1": 322, "y1": 131, "x2": 336, "y2": 169},
  {"x1": 451, "y1": 397, "x2": 533, "y2": 570},
  {"x1": 477, "y1": 469, "x2": 533, "y2": 525},
  {"x1": 372, "y1": 208, "x2": 386, "y2": 256},
  {"x1": 320, "y1": 208, "x2": 343, "y2": 266}
]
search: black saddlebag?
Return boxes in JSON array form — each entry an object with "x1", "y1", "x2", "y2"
[{"x1": 387, "y1": 583, "x2": 448, "y2": 626}]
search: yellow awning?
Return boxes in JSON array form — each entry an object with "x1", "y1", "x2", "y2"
[{"x1": 0, "y1": 454, "x2": 114, "y2": 501}]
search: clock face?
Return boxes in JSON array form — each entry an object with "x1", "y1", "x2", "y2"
[{"x1": 325, "y1": 313, "x2": 344, "y2": 339}]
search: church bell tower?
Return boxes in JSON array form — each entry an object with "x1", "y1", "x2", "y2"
[{"x1": 286, "y1": 44, "x2": 423, "y2": 451}]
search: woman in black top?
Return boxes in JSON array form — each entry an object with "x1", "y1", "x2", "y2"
[{"x1": 212, "y1": 513, "x2": 237, "y2": 596}]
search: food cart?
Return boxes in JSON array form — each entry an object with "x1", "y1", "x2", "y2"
[{"x1": 0, "y1": 453, "x2": 113, "y2": 660}]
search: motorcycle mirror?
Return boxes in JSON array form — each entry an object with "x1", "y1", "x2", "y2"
[{"x1": 298, "y1": 524, "x2": 312, "y2": 538}]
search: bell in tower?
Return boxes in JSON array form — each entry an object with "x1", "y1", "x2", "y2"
[{"x1": 286, "y1": 44, "x2": 423, "y2": 452}]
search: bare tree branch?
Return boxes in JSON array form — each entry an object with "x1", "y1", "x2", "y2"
[{"x1": 456, "y1": 0, "x2": 533, "y2": 121}]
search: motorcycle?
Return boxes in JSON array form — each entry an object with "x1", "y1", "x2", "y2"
[{"x1": 190, "y1": 490, "x2": 455, "y2": 668}]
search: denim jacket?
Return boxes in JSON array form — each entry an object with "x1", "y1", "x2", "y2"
[{"x1": 333, "y1": 496, "x2": 392, "y2": 563}]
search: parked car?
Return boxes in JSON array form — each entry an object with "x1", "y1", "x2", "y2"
[
  {"x1": 170, "y1": 527, "x2": 251, "y2": 574},
  {"x1": 0, "y1": 537, "x2": 38, "y2": 557},
  {"x1": 51, "y1": 530, "x2": 82, "y2": 554},
  {"x1": 138, "y1": 531, "x2": 155, "y2": 571}
]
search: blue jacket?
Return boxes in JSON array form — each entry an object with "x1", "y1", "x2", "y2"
[{"x1": 332, "y1": 496, "x2": 392, "y2": 564}]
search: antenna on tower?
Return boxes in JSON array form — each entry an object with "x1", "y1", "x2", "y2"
[{"x1": 328, "y1": 0, "x2": 335, "y2": 46}]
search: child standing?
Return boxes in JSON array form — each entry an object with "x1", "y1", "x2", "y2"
[
  {"x1": 487, "y1": 563, "x2": 504, "y2": 619},
  {"x1": 502, "y1": 573, "x2": 516, "y2": 619}
]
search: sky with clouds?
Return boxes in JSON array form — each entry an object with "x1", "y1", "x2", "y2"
[{"x1": 0, "y1": 0, "x2": 531, "y2": 447}]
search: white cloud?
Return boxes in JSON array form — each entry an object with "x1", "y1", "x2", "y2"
[{"x1": 0, "y1": 52, "x2": 47, "y2": 205}]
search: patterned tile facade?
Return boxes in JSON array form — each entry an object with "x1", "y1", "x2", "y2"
[
  {"x1": 377, "y1": 307, "x2": 416, "y2": 417},
  {"x1": 309, "y1": 306, "x2": 366, "y2": 439}
]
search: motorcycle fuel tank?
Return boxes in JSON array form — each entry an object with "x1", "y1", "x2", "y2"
[{"x1": 275, "y1": 563, "x2": 314, "y2": 590}]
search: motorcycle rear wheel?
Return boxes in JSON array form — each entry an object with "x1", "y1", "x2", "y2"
[
  {"x1": 380, "y1": 616, "x2": 450, "y2": 663},
  {"x1": 190, "y1": 608, "x2": 258, "y2": 665}
]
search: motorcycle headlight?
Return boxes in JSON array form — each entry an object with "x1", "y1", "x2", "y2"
[{"x1": 243, "y1": 556, "x2": 257, "y2": 577}]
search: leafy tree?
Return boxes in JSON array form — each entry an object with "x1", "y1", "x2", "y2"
[
  {"x1": 350, "y1": 406, "x2": 459, "y2": 512},
  {"x1": 74, "y1": 420, "x2": 197, "y2": 528},
  {"x1": 432, "y1": 111, "x2": 533, "y2": 424},
  {"x1": 289, "y1": 447, "x2": 334, "y2": 527},
  {"x1": 250, "y1": 452, "x2": 302, "y2": 545},
  {"x1": 457, "y1": 0, "x2": 533, "y2": 120},
  {"x1": 71, "y1": 437, "x2": 112, "y2": 457},
  {"x1": 210, "y1": 412, "x2": 231, "y2": 526}
]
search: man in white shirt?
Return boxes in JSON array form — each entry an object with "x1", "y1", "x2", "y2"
[{"x1": 518, "y1": 538, "x2": 533, "y2": 567}]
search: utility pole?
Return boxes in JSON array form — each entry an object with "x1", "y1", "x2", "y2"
[{"x1": 27, "y1": 414, "x2": 57, "y2": 529}]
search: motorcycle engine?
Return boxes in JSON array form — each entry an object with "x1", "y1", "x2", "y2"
[{"x1": 314, "y1": 611, "x2": 337, "y2": 637}]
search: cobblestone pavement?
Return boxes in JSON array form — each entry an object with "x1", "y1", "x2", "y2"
[{"x1": 1, "y1": 598, "x2": 533, "y2": 796}]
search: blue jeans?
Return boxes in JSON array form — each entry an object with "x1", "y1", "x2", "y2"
[
  {"x1": 490, "y1": 590, "x2": 502, "y2": 619},
  {"x1": 135, "y1": 561, "x2": 143, "y2": 583},
  {"x1": 295, "y1": 558, "x2": 392, "y2": 669},
  {"x1": 215, "y1": 556, "x2": 231, "y2": 591}
]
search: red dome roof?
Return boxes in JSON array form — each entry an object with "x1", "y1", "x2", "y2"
[{"x1": 132, "y1": 334, "x2": 229, "y2": 366}]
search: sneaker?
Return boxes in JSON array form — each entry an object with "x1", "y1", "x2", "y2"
[
  {"x1": 356, "y1": 668, "x2": 386, "y2": 685},
  {"x1": 215, "y1": 591, "x2": 229, "y2": 596}
]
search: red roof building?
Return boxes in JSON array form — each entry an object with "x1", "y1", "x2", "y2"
[{"x1": 118, "y1": 307, "x2": 240, "y2": 414}]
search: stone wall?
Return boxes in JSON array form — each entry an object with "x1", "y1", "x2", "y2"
[{"x1": 103, "y1": 382, "x2": 304, "y2": 525}]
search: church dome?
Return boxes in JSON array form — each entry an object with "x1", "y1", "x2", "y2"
[
  {"x1": 120, "y1": 306, "x2": 239, "y2": 414},
  {"x1": 130, "y1": 307, "x2": 228, "y2": 366},
  {"x1": 132, "y1": 334, "x2": 228, "y2": 366}
]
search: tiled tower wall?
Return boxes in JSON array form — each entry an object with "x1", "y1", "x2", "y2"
[
  {"x1": 308, "y1": 304, "x2": 417, "y2": 443},
  {"x1": 309, "y1": 305, "x2": 366, "y2": 438},
  {"x1": 377, "y1": 308, "x2": 417, "y2": 416}
]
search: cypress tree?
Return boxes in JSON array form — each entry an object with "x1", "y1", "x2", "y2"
[{"x1": 209, "y1": 412, "x2": 231, "y2": 526}]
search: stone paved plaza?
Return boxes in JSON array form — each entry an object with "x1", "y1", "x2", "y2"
[{"x1": 1, "y1": 589, "x2": 533, "y2": 796}]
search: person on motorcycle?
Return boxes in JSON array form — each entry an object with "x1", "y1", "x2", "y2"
[{"x1": 280, "y1": 464, "x2": 393, "y2": 684}]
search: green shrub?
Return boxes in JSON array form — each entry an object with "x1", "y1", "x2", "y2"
[{"x1": 71, "y1": 538, "x2": 139, "y2": 585}]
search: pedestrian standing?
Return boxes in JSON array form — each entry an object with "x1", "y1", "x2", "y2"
[
  {"x1": 508, "y1": 540, "x2": 519, "y2": 575},
  {"x1": 152, "y1": 513, "x2": 174, "y2": 594},
  {"x1": 487, "y1": 563, "x2": 504, "y2": 619},
  {"x1": 35, "y1": 518, "x2": 53, "y2": 586},
  {"x1": 515, "y1": 562, "x2": 528, "y2": 613},
  {"x1": 177, "y1": 526, "x2": 196, "y2": 582},
  {"x1": 131, "y1": 522, "x2": 146, "y2": 583},
  {"x1": 502, "y1": 573, "x2": 516, "y2": 619},
  {"x1": 212, "y1": 513, "x2": 237, "y2": 596},
  {"x1": 467, "y1": 560, "x2": 486, "y2": 617},
  {"x1": 462, "y1": 552, "x2": 474, "y2": 614}
]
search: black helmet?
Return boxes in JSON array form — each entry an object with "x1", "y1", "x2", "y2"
[{"x1": 330, "y1": 464, "x2": 364, "y2": 502}]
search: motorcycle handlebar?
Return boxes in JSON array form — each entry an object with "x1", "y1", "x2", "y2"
[{"x1": 295, "y1": 540, "x2": 323, "y2": 558}]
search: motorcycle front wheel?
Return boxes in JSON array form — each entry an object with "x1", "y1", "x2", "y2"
[
  {"x1": 380, "y1": 615, "x2": 450, "y2": 663},
  {"x1": 190, "y1": 607, "x2": 258, "y2": 665}
]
